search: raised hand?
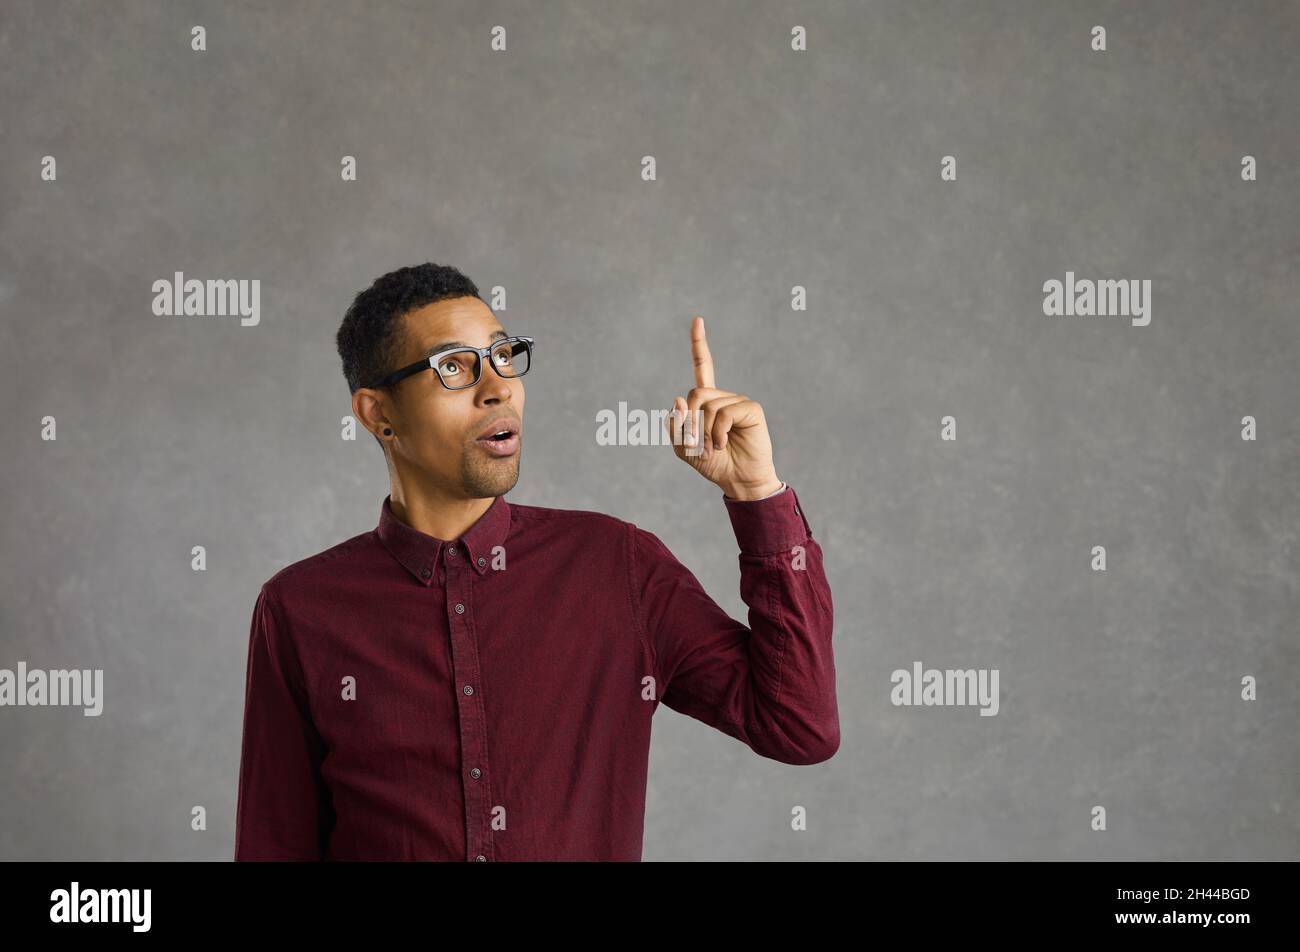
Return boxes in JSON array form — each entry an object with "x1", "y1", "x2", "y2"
[{"x1": 665, "y1": 317, "x2": 783, "y2": 501}]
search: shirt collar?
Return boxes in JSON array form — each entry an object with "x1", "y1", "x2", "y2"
[{"x1": 376, "y1": 493, "x2": 512, "y2": 584}]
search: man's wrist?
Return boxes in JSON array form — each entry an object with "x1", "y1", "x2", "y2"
[{"x1": 721, "y1": 476, "x2": 785, "y2": 501}]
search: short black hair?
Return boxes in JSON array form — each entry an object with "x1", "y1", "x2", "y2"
[{"x1": 336, "y1": 262, "x2": 481, "y2": 396}]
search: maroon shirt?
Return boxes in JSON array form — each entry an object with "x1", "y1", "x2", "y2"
[{"x1": 234, "y1": 485, "x2": 838, "y2": 861}]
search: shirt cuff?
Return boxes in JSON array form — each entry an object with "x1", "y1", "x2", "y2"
[{"x1": 723, "y1": 483, "x2": 814, "y2": 556}]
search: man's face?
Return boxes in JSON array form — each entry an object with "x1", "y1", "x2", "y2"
[{"x1": 370, "y1": 296, "x2": 525, "y2": 499}]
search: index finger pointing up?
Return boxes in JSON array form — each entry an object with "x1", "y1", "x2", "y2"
[{"x1": 690, "y1": 316, "x2": 715, "y2": 389}]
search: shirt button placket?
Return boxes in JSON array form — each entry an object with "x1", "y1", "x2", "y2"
[{"x1": 446, "y1": 543, "x2": 489, "y2": 862}]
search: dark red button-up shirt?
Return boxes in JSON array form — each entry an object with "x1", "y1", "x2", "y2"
[{"x1": 234, "y1": 484, "x2": 837, "y2": 861}]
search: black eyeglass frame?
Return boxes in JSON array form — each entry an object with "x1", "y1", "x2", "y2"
[{"x1": 367, "y1": 336, "x2": 534, "y2": 391}]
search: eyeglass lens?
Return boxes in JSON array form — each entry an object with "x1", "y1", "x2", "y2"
[{"x1": 436, "y1": 339, "x2": 530, "y2": 389}]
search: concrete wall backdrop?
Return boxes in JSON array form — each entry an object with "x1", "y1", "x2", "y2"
[{"x1": 1, "y1": 0, "x2": 1297, "y2": 860}]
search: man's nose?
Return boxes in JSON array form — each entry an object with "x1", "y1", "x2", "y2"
[{"x1": 474, "y1": 366, "x2": 513, "y2": 403}]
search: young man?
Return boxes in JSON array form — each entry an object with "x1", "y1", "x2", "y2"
[{"x1": 234, "y1": 262, "x2": 838, "y2": 861}]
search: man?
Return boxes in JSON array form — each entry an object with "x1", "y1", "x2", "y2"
[{"x1": 234, "y1": 262, "x2": 838, "y2": 861}]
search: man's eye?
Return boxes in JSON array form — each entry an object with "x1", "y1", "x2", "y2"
[
  {"x1": 494, "y1": 351, "x2": 512, "y2": 366},
  {"x1": 440, "y1": 361, "x2": 461, "y2": 375}
]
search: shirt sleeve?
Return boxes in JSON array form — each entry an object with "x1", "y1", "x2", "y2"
[
  {"x1": 628, "y1": 484, "x2": 839, "y2": 765},
  {"x1": 234, "y1": 584, "x2": 333, "y2": 860}
]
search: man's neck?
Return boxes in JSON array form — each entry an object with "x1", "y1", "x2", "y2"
[{"x1": 388, "y1": 486, "x2": 494, "y2": 542}]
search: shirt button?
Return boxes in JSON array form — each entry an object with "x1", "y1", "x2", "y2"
[
  {"x1": 463, "y1": 684, "x2": 474, "y2": 695},
  {"x1": 448, "y1": 546, "x2": 457, "y2": 557},
  {"x1": 475, "y1": 854, "x2": 487, "y2": 862},
  {"x1": 470, "y1": 767, "x2": 481, "y2": 779},
  {"x1": 455, "y1": 603, "x2": 465, "y2": 614},
  {"x1": 477, "y1": 556, "x2": 486, "y2": 566},
  {"x1": 421, "y1": 567, "x2": 431, "y2": 579}
]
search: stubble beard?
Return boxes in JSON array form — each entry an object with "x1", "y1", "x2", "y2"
[{"x1": 460, "y1": 446, "x2": 520, "y2": 498}]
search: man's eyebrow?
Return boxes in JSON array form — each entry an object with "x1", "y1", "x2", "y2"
[{"x1": 421, "y1": 329, "x2": 508, "y2": 358}]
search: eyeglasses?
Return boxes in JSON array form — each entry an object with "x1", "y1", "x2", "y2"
[{"x1": 368, "y1": 336, "x2": 534, "y2": 391}]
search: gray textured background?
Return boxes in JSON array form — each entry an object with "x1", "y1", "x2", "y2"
[{"x1": 2, "y1": 0, "x2": 1297, "y2": 861}]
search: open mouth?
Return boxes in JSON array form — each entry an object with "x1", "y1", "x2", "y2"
[{"x1": 474, "y1": 423, "x2": 521, "y2": 457}]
